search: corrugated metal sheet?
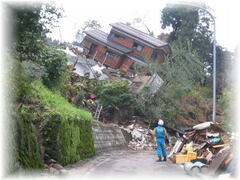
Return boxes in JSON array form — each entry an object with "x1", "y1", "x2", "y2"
[{"x1": 110, "y1": 22, "x2": 168, "y2": 47}]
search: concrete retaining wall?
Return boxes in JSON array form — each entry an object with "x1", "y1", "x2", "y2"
[{"x1": 92, "y1": 121, "x2": 126, "y2": 154}]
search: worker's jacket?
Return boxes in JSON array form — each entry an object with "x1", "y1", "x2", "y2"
[{"x1": 152, "y1": 126, "x2": 167, "y2": 140}]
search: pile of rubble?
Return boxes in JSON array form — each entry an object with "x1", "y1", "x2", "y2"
[
  {"x1": 168, "y1": 122, "x2": 236, "y2": 177},
  {"x1": 120, "y1": 124, "x2": 156, "y2": 151}
]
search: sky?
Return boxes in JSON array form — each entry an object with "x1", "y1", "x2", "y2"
[{"x1": 48, "y1": 0, "x2": 240, "y2": 52}]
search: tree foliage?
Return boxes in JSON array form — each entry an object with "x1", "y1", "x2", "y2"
[
  {"x1": 38, "y1": 47, "x2": 68, "y2": 88},
  {"x1": 161, "y1": 5, "x2": 213, "y2": 72},
  {"x1": 12, "y1": 5, "x2": 45, "y2": 62},
  {"x1": 11, "y1": 3, "x2": 68, "y2": 90},
  {"x1": 11, "y1": 3, "x2": 63, "y2": 62},
  {"x1": 135, "y1": 41, "x2": 206, "y2": 126},
  {"x1": 218, "y1": 89, "x2": 234, "y2": 131},
  {"x1": 161, "y1": 4, "x2": 233, "y2": 95},
  {"x1": 150, "y1": 41, "x2": 205, "y2": 91},
  {"x1": 97, "y1": 80, "x2": 134, "y2": 110}
]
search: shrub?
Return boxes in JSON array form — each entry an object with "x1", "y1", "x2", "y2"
[
  {"x1": 97, "y1": 80, "x2": 134, "y2": 109},
  {"x1": 37, "y1": 47, "x2": 68, "y2": 89},
  {"x1": 14, "y1": 79, "x2": 95, "y2": 169},
  {"x1": 34, "y1": 81, "x2": 95, "y2": 165},
  {"x1": 22, "y1": 61, "x2": 45, "y2": 81}
]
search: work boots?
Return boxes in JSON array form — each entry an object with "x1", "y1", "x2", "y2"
[
  {"x1": 156, "y1": 157, "x2": 162, "y2": 162},
  {"x1": 156, "y1": 157, "x2": 167, "y2": 162},
  {"x1": 163, "y1": 156, "x2": 167, "y2": 161}
]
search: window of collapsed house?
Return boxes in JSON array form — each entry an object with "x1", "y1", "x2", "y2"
[
  {"x1": 105, "y1": 50, "x2": 117, "y2": 59},
  {"x1": 108, "y1": 32, "x2": 125, "y2": 40},
  {"x1": 89, "y1": 43, "x2": 97, "y2": 55},
  {"x1": 133, "y1": 42, "x2": 143, "y2": 52}
]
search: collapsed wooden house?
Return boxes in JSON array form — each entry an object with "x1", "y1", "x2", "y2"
[{"x1": 81, "y1": 22, "x2": 171, "y2": 73}]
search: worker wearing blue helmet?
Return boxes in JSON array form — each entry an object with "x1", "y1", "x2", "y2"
[{"x1": 152, "y1": 119, "x2": 167, "y2": 162}]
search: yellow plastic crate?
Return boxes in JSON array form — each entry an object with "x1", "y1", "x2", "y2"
[
  {"x1": 175, "y1": 154, "x2": 187, "y2": 164},
  {"x1": 186, "y1": 152, "x2": 197, "y2": 162}
]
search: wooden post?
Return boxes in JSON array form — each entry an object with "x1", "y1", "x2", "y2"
[
  {"x1": 93, "y1": 51, "x2": 98, "y2": 60},
  {"x1": 102, "y1": 54, "x2": 108, "y2": 65}
]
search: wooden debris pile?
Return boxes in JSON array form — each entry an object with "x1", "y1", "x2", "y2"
[{"x1": 168, "y1": 122, "x2": 236, "y2": 177}]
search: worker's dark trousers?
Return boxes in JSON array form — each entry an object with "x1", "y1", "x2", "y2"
[{"x1": 157, "y1": 138, "x2": 167, "y2": 158}]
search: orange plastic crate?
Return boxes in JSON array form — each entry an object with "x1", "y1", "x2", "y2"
[
  {"x1": 186, "y1": 152, "x2": 197, "y2": 162},
  {"x1": 175, "y1": 154, "x2": 187, "y2": 164}
]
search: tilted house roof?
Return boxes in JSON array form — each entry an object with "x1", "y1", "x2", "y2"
[
  {"x1": 84, "y1": 29, "x2": 132, "y2": 54},
  {"x1": 110, "y1": 22, "x2": 168, "y2": 48}
]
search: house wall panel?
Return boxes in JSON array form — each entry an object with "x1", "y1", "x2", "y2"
[
  {"x1": 96, "y1": 44, "x2": 107, "y2": 53},
  {"x1": 85, "y1": 43, "x2": 121, "y2": 69},
  {"x1": 111, "y1": 37, "x2": 133, "y2": 49},
  {"x1": 133, "y1": 46, "x2": 153, "y2": 58},
  {"x1": 104, "y1": 56, "x2": 121, "y2": 68},
  {"x1": 92, "y1": 48, "x2": 121, "y2": 69},
  {"x1": 119, "y1": 57, "x2": 133, "y2": 72},
  {"x1": 112, "y1": 37, "x2": 154, "y2": 59}
]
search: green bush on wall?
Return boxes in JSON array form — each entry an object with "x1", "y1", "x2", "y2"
[
  {"x1": 58, "y1": 119, "x2": 95, "y2": 165},
  {"x1": 16, "y1": 105, "x2": 44, "y2": 169},
  {"x1": 16, "y1": 80, "x2": 95, "y2": 169},
  {"x1": 35, "y1": 81, "x2": 95, "y2": 165}
]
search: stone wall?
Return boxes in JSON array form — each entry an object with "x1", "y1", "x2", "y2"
[{"x1": 92, "y1": 121, "x2": 126, "y2": 154}]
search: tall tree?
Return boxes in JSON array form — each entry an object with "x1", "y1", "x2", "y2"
[
  {"x1": 161, "y1": 4, "x2": 233, "y2": 95},
  {"x1": 135, "y1": 41, "x2": 205, "y2": 127},
  {"x1": 10, "y1": 3, "x2": 67, "y2": 90},
  {"x1": 161, "y1": 5, "x2": 213, "y2": 72},
  {"x1": 11, "y1": 3, "x2": 63, "y2": 62}
]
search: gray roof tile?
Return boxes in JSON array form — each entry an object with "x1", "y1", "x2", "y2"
[{"x1": 110, "y1": 22, "x2": 167, "y2": 47}]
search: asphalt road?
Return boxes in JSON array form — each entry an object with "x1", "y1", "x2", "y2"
[{"x1": 65, "y1": 150, "x2": 193, "y2": 180}]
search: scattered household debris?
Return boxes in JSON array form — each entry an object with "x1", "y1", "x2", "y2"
[
  {"x1": 120, "y1": 124, "x2": 156, "y2": 151},
  {"x1": 91, "y1": 64, "x2": 106, "y2": 75},
  {"x1": 168, "y1": 122, "x2": 235, "y2": 177},
  {"x1": 131, "y1": 73, "x2": 164, "y2": 94}
]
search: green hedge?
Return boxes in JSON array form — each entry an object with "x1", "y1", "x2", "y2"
[
  {"x1": 16, "y1": 81, "x2": 95, "y2": 169},
  {"x1": 34, "y1": 81, "x2": 95, "y2": 165},
  {"x1": 16, "y1": 105, "x2": 44, "y2": 169}
]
